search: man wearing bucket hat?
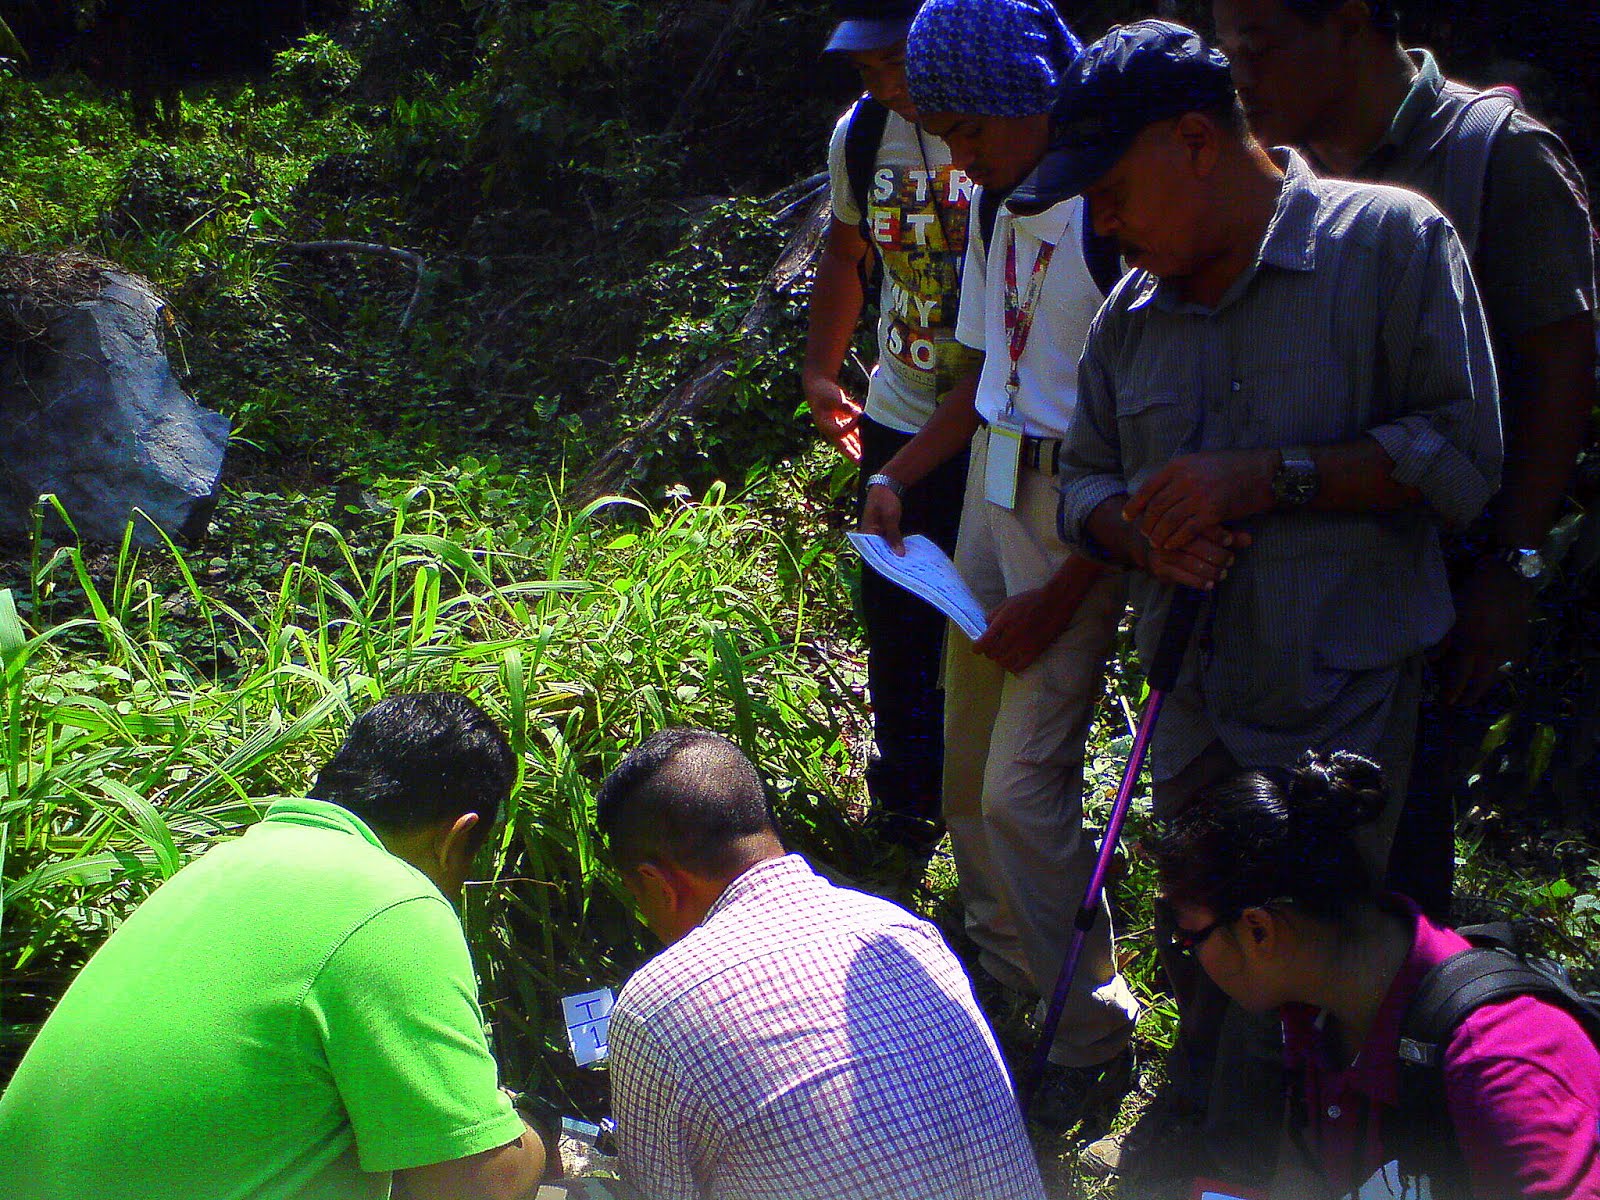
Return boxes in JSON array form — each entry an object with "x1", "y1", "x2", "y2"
[
  {"x1": 1044, "y1": 19, "x2": 1501, "y2": 1186},
  {"x1": 858, "y1": 0, "x2": 1140, "y2": 1128},
  {"x1": 803, "y1": 0, "x2": 977, "y2": 874}
]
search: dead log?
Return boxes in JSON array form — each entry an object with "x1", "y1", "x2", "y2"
[{"x1": 569, "y1": 188, "x2": 831, "y2": 504}]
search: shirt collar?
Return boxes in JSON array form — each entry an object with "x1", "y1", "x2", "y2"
[
  {"x1": 1007, "y1": 194, "x2": 1078, "y2": 245},
  {"x1": 1306, "y1": 895, "x2": 1437, "y2": 1108},
  {"x1": 1380, "y1": 49, "x2": 1444, "y2": 153},
  {"x1": 1129, "y1": 148, "x2": 1319, "y2": 314},
  {"x1": 259, "y1": 797, "x2": 387, "y2": 851},
  {"x1": 701, "y1": 853, "x2": 813, "y2": 926}
]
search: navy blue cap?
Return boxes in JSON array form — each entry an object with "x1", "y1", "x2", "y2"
[
  {"x1": 826, "y1": 0, "x2": 920, "y2": 52},
  {"x1": 1007, "y1": 20, "x2": 1235, "y2": 215}
]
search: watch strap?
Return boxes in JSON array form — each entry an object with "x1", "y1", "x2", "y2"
[{"x1": 865, "y1": 472, "x2": 905, "y2": 499}]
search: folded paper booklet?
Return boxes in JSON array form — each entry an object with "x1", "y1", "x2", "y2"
[{"x1": 847, "y1": 533, "x2": 988, "y2": 641}]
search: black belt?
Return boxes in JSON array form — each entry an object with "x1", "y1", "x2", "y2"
[{"x1": 979, "y1": 419, "x2": 1065, "y2": 477}]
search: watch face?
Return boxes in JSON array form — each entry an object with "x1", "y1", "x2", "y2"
[
  {"x1": 1514, "y1": 551, "x2": 1545, "y2": 580},
  {"x1": 1274, "y1": 458, "x2": 1319, "y2": 506}
]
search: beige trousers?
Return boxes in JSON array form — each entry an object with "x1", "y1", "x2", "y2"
[{"x1": 941, "y1": 427, "x2": 1139, "y2": 1068}]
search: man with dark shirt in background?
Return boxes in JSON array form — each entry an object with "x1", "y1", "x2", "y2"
[{"x1": 1212, "y1": 0, "x2": 1598, "y2": 922}]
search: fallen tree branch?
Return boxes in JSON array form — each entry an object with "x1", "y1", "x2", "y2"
[
  {"x1": 568, "y1": 189, "x2": 831, "y2": 504},
  {"x1": 274, "y1": 240, "x2": 430, "y2": 332},
  {"x1": 772, "y1": 175, "x2": 830, "y2": 225},
  {"x1": 764, "y1": 171, "x2": 828, "y2": 214}
]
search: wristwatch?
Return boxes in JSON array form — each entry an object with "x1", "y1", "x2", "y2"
[
  {"x1": 1494, "y1": 546, "x2": 1546, "y2": 585},
  {"x1": 865, "y1": 473, "x2": 906, "y2": 500},
  {"x1": 1271, "y1": 446, "x2": 1319, "y2": 508}
]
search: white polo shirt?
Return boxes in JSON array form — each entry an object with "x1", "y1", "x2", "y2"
[{"x1": 955, "y1": 192, "x2": 1107, "y2": 441}]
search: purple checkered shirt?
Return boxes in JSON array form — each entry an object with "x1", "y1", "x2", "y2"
[{"x1": 608, "y1": 854, "x2": 1045, "y2": 1200}]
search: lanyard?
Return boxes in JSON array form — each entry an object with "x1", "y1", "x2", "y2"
[
  {"x1": 1002, "y1": 226, "x2": 1056, "y2": 414},
  {"x1": 916, "y1": 126, "x2": 961, "y2": 292}
]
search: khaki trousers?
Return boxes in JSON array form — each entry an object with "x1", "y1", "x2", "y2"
[{"x1": 941, "y1": 427, "x2": 1139, "y2": 1068}]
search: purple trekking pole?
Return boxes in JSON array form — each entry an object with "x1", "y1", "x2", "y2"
[{"x1": 1019, "y1": 585, "x2": 1203, "y2": 1110}]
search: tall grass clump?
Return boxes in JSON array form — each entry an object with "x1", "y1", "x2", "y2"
[{"x1": 0, "y1": 473, "x2": 864, "y2": 1104}]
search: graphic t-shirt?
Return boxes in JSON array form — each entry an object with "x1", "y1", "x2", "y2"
[
  {"x1": 0, "y1": 799, "x2": 525, "y2": 1200},
  {"x1": 829, "y1": 104, "x2": 979, "y2": 433}
]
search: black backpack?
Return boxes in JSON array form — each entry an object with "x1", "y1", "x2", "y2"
[
  {"x1": 1387, "y1": 923, "x2": 1600, "y2": 1196},
  {"x1": 842, "y1": 94, "x2": 892, "y2": 298},
  {"x1": 1289, "y1": 922, "x2": 1600, "y2": 1199},
  {"x1": 841, "y1": 95, "x2": 1124, "y2": 301}
]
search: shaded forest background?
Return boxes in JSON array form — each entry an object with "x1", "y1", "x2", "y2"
[{"x1": 3, "y1": 0, "x2": 1596, "y2": 494}]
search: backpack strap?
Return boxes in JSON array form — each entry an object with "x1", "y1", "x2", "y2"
[
  {"x1": 1437, "y1": 85, "x2": 1519, "y2": 259},
  {"x1": 843, "y1": 95, "x2": 891, "y2": 297},
  {"x1": 978, "y1": 184, "x2": 1008, "y2": 258},
  {"x1": 1390, "y1": 932, "x2": 1600, "y2": 1194},
  {"x1": 844, "y1": 95, "x2": 890, "y2": 241},
  {"x1": 1401, "y1": 947, "x2": 1569, "y2": 1064}
]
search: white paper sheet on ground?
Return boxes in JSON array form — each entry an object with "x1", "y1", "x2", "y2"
[
  {"x1": 847, "y1": 533, "x2": 988, "y2": 641},
  {"x1": 561, "y1": 988, "x2": 616, "y2": 1067}
]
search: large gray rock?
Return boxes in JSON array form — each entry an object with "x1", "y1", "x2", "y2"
[{"x1": 0, "y1": 270, "x2": 229, "y2": 545}]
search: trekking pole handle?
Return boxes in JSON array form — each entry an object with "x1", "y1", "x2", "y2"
[{"x1": 1146, "y1": 587, "x2": 1203, "y2": 694}]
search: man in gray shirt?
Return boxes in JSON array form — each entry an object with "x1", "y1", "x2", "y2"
[
  {"x1": 1019, "y1": 20, "x2": 1501, "y2": 1189},
  {"x1": 1211, "y1": 0, "x2": 1597, "y2": 923}
]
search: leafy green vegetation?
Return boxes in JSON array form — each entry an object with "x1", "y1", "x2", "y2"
[{"x1": 1, "y1": 458, "x2": 868, "y2": 1098}]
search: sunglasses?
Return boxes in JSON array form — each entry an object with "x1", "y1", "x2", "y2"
[
  {"x1": 1155, "y1": 896, "x2": 1292, "y2": 956},
  {"x1": 1157, "y1": 903, "x2": 1229, "y2": 957}
]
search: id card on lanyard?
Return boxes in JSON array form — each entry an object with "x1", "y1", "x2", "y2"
[{"x1": 987, "y1": 228, "x2": 1056, "y2": 511}]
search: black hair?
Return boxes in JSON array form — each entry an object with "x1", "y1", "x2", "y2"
[
  {"x1": 1146, "y1": 750, "x2": 1389, "y2": 925},
  {"x1": 832, "y1": 0, "x2": 920, "y2": 19},
  {"x1": 1283, "y1": 0, "x2": 1400, "y2": 34},
  {"x1": 595, "y1": 728, "x2": 777, "y2": 876},
  {"x1": 310, "y1": 692, "x2": 515, "y2": 852},
  {"x1": 1204, "y1": 97, "x2": 1249, "y2": 136}
]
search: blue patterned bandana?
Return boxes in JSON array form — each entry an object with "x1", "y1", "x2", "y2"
[{"x1": 906, "y1": 0, "x2": 1083, "y2": 118}]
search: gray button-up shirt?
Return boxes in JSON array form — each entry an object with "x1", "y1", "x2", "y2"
[{"x1": 1058, "y1": 150, "x2": 1502, "y2": 780}]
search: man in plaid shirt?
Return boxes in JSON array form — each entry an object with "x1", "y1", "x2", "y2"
[{"x1": 596, "y1": 729, "x2": 1044, "y2": 1200}]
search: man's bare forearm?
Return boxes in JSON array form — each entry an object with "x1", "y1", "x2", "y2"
[
  {"x1": 1086, "y1": 495, "x2": 1145, "y2": 568},
  {"x1": 1303, "y1": 437, "x2": 1423, "y2": 513},
  {"x1": 802, "y1": 219, "x2": 869, "y2": 386},
  {"x1": 1492, "y1": 314, "x2": 1596, "y2": 548},
  {"x1": 875, "y1": 365, "x2": 984, "y2": 488}
]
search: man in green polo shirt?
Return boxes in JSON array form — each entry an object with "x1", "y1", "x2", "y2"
[{"x1": 0, "y1": 692, "x2": 547, "y2": 1200}]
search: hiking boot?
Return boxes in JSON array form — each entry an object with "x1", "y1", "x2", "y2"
[
  {"x1": 1028, "y1": 1050, "x2": 1133, "y2": 1135},
  {"x1": 1078, "y1": 1085, "x2": 1207, "y2": 1184}
]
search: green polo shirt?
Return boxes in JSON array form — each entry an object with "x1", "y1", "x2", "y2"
[{"x1": 0, "y1": 799, "x2": 524, "y2": 1200}]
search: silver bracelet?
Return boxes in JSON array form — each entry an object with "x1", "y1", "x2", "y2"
[{"x1": 865, "y1": 473, "x2": 905, "y2": 499}]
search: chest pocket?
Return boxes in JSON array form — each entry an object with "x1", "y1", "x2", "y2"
[
  {"x1": 1115, "y1": 392, "x2": 1199, "y2": 484},
  {"x1": 1231, "y1": 359, "x2": 1357, "y2": 449}
]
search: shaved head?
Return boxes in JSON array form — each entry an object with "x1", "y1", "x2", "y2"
[{"x1": 595, "y1": 729, "x2": 778, "y2": 877}]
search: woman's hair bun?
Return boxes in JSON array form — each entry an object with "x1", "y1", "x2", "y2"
[{"x1": 1286, "y1": 750, "x2": 1388, "y2": 833}]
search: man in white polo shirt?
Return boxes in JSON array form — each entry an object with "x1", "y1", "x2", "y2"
[{"x1": 857, "y1": 0, "x2": 1138, "y2": 1123}]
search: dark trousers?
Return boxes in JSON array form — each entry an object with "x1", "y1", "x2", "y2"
[
  {"x1": 855, "y1": 416, "x2": 968, "y2": 851},
  {"x1": 1152, "y1": 662, "x2": 1421, "y2": 1188},
  {"x1": 1385, "y1": 667, "x2": 1493, "y2": 923}
]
